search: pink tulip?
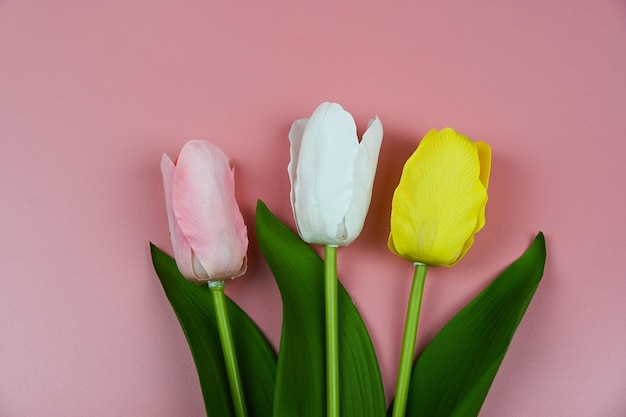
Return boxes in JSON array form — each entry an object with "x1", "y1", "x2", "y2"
[{"x1": 161, "y1": 140, "x2": 248, "y2": 283}]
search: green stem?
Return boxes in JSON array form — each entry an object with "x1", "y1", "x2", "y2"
[
  {"x1": 324, "y1": 245, "x2": 339, "y2": 417},
  {"x1": 392, "y1": 263, "x2": 428, "y2": 417},
  {"x1": 209, "y1": 280, "x2": 248, "y2": 417}
]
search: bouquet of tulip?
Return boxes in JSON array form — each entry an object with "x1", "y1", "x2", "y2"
[{"x1": 150, "y1": 102, "x2": 546, "y2": 417}]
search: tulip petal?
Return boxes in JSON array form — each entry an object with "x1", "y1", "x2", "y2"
[
  {"x1": 476, "y1": 141, "x2": 491, "y2": 189},
  {"x1": 161, "y1": 153, "x2": 195, "y2": 280},
  {"x1": 455, "y1": 141, "x2": 492, "y2": 262},
  {"x1": 344, "y1": 116, "x2": 383, "y2": 243},
  {"x1": 390, "y1": 128, "x2": 488, "y2": 266},
  {"x1": 288, "y1": 118, "x2": 308, "y2": 223},
  {"x1": 172, "y1": 141, "x2": 248, "y2": 281},
  {"x1": 293, "y1": 102, "x2": 359, "y2": 245}
]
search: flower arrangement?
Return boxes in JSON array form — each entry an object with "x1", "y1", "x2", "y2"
[{"x1": 150, "y1": 102, "x2": 546, "y2": 417}]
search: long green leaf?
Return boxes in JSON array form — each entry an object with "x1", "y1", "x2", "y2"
[
  {"x1": 402, "y1": 232, "x2": 547, "y2": 417},
  {"x1": 150, "y1": 243, "x2": 277, "y2": 417},
  {"x1": 255, "y1": 200, "x2": 386, "y2": 417}
]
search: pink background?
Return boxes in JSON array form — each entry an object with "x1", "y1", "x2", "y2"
[{"x1": 2, "y1": 1, "x2": 625, "y2": 416}]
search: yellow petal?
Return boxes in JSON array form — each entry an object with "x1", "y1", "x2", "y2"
[
  {"x1": 459, "y1": 140, "x2": 492, "y2": 259},
  {"x1": 476, "y1": 141, "x2": 491, "y2": 189},
  {"x1": 389, "y1": 128, "x2": 489, "y2": 266}
]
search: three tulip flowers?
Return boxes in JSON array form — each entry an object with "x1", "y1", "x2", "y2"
[
  {"x1": 159, "y1": 105, "x2": 491, "y2": 417},
  {"x1": 161, "y1": 112, "x2": 491, "y2": 280}
]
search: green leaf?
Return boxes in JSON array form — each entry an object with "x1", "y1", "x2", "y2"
[
  {"x1": 401, "y1": 232, "x2": 547, "y2": 417},
  {"x1": 256, "y1": 200, "x2": 386, "y2": 417},
  {"x1": 150, "y1": 244, "x2": 277, "y2": 417}
]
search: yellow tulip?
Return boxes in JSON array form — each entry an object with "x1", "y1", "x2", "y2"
[{"x1": 388, "y1": 128, "x2": 491, "y2": 266}]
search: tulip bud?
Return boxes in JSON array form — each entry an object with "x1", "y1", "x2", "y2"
[
  {"x1": 288, "y1": 102, "x2": 383, "y2": 246},
  {"x1": 161, "y1": 140, "x2": 248, "y2": 283},
  {"x1": 388, "y1": 128, "x2": 491, "y2": 266}
]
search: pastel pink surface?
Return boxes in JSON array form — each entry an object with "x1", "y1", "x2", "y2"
[{"x1": 1, "y1": 1, "x2": 625, "y2": 416}]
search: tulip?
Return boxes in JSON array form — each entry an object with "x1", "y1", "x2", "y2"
[
  {"x1": 288, "y1": 102, "x2": 383, "y2": 246},
  {"x1": 288, "y1": 102, "x2": 383, "y2": 417},
  {"x1": 161, "y1": 140, "x2": 248, "y2": 283},
  {"x1": 389, "y1": 128, "x2": 491, "y2": 417},
  {"x1": 161, "y1": 140, "x2": 249, "y2": 417},
  {"x1": 388, "y1": 127, "x2": 491, "y2": 267}
]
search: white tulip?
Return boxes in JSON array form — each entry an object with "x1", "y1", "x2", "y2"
[{"x1": 288, "y1": 102, "x2": 383, "y2": 246}]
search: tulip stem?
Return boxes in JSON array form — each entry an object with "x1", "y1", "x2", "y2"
[
  {"x1": 392, "y1": 263, "x2": 428, "y2": 417},
  {"x1": 209, "y1": 280, "x2": 248, "y2": 417},
  {"x1": 324, "y1": 245, "x2": 340, "y2": 417}
]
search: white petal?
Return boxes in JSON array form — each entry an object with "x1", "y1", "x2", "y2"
[
  {"x1": 293, "y1": 102, "x2": 359, "y2": 245},
  {"x1": 288, "y1": 117, "x2": 308, "y2": 233},
  {"x1": 343, "y1": 116, "x2": 383, "y2": 244}
]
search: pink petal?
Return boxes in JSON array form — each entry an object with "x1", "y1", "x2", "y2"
[{"x1": 160, "y1": 153, "x2": 195, "y2": 280}]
